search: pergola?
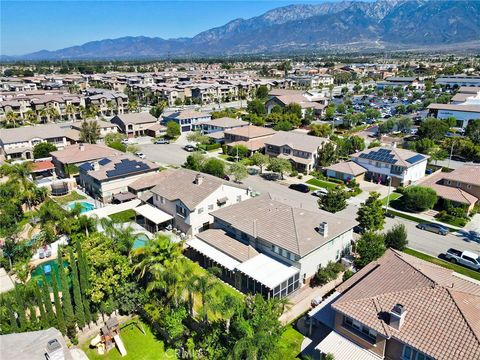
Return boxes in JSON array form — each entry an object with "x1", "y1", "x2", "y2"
[{"x1": 134, "y1": 204, "x2": 173, "y2": 233}]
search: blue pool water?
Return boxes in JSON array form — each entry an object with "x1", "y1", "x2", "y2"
[
  {"x1": 132, "y1": 234, "x2": 150, "y2": 250},
  {"x1": 68, "y1": 201, "x2": 95, "y2": 213}
]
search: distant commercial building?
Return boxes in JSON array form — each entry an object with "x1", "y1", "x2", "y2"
[{"x1": 436, "y1": 74, "x2": 480, "y2": 88}]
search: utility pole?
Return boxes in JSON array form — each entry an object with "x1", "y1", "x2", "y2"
[{"x1": 447, "y1": 140, "x2": 455, "y2": 169}]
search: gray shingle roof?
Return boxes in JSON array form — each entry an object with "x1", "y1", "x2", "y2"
[{"x1": 265, "y1": 131, "x2": 328, "y2": 153}]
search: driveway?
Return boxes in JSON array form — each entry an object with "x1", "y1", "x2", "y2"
[{"x1": 138, "y1": 142, "x2": 188, "y2": 166}]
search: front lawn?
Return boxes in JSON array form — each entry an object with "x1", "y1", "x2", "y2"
[
  {"x1": 82, "y1": 318, "x2": 176, "y2": 360},
  {"x1": 52, "y1": 190, "x2": 86, "y2": 205},
  {"x1": 381, "y1": 192, "x2": 402, "y2": 205},
  {"x1": 306, "y1": 178, "x2": 339, "y2": 190},
  {"x1": 109, "y1": 209, "x2": 136, "y2": 223},
  {"x1": 403, "y1": 248, "x2": 480, "y2": 281},
  {"x1": 271, "y1": 325, "x2": 304, "y2": 360}
]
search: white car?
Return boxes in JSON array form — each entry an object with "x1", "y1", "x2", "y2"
[
  {"x1": 312, "y1": 188, "x2": 329, "y2": 197},
  {"x1": 135, "y1": 152, "x2": 146, "y2": 159}
]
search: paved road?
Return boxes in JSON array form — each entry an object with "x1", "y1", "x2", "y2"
[
  {"x1": 243, "y1": 175, "x2": 480, "y2": 258},
  {"x1": 138, "y1": 133, "x2": 191, "y2": 166}
]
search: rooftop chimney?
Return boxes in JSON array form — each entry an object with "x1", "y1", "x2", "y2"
[
  {"x1": 92, "y1": 161, "x2": 100, "y2": 171},
  {"x1": 194, "y1": 173, "x2": 204, "y2": 185},
  {"x1": 79, "y1": 143, "x2": 85, "y2": 151},
  {"x1": 389, "y1": 303, "x2": 407, "y2": 330},
  {"x1": 318, "y1": 221, "x2": 328, "y2": 237}
]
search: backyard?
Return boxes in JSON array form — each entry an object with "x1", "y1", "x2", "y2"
[
  {"x1": 272, "y1": 325, "x2": 304, "y2": 359},
  {"x1": 109, "y1": 209, "x2": 136, "y2": 223},
  {"x1": 52, "y1": 190, "x2": 86, "y2": 206},
  {"x1": 81, "y1": 318, "x2": 177, "y2": 360}
]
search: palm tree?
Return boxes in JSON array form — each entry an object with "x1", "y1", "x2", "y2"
[
  {"x1": 79, "y1": 120, "x2": 101, "y2": 144},
  {"x1": 65, "y1": 104, "x2": 77, "y2": 121},
  {"x1": 39, "y1": 108, "x2": 49, "y2": 123},
  {"x1": 48, "y1": 107, "x2": 60, "y2": 122},
  {"x1": 24, "y1": 109, "x2": 38, "y2": 124},
  {"x1": 194, "y1": 274, "x2": 217, "y2": 323},
  {"x1": 78, "y1": 105, "x2": 88, "y2": 119},
  {"x1": 4, "y1": 111, "x2": 20, "y2": 128}
]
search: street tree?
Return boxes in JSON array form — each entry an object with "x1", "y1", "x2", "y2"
[
  {"x1": 402, "y1": 186, "x2": 437, "y2": 212},
  {"x1": 250, "y1": 152, "x2": 269, "y2": 174},
  {"x1": 202, "y1": 158, "x2": 226, "y2": 178},
  {"x1": 356, "y1": 192, "x2": 385, "y2": 231},
  {"x1": 229, "y1": 162, "x2": 248, "y2": 183},
  {"x1": 267, "y1": 158, "x2": 292, "y2": 179},
  {"x1": 385, "y1": 224, "x2": 408, "y2": 251},
  {"x1": 354, "y1": 232, "x2": 386, "y2": 269},
  {"x1": 166, "y1": 121, "x2": 181, "y2": 138},
  {"x1": 318, "y1": 188, "x2": 347, "y2": 213},
  {"x1": 317, "y1": 142, "x2": 337, "y2": 167}
]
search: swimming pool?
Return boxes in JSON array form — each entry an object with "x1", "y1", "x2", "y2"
[
  {"x1": 31, "y1": 259, "x2": 69, "y2": 290},
  {"x1": 68, "y1": 201, "x2": 95, "y2": 213},
  {"x1": 132, "y1": 234, "x2": 150, "y2": 250}
]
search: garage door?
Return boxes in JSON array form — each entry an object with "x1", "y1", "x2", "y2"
[{"x1": 181, "y1": 125, "x2": 190, "y2": 132}]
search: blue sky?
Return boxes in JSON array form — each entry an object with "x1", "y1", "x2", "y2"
[{"x1": 1, "y1": 0, "x2": 347, "y2": 55}]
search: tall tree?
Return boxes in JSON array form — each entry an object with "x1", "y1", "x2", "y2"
[
  {"x1": 76, "y1": 240, "x2": 92, "y2": 325},
  {"x1": 40, "y1": 273, "x2": 56, "y2": 327},
  {"x1": 51, "y1": 269, "x2": 67, "y2": 335},
  {"x1": 267, "y1": 158, "x2": 292, "y2": 180},
  {"x1": 79, "y1": 120, "x2": 101, "y2": 144},
  {"x1": 194, "y1": 275, "x2": 217, "y2": 323},
  {"x1": 318, "y1": 188, "x2": 347, "y2": 213},
  {"x1": 14, "y1": 286, "x2": 27, "y2": 330},
  {"x1": 6, "y1": 297, "x2": 19, "y2": 332},
  {"x1": 356, "y1": 192, "x2": 385, "y2": 231},
  {"x1": 69, "y1": 247, "x2": 85, "y2": 329},
  {"x1": 57, "y1": 249, "x2": 75, "y2": 333},
  {"x1": 33, "y1": 282, "x2": 48, "y2": 328},
  {"x1": 354, "y1": 232, "x2": 386, "y2": 269},
  {"x1": 385, "y1": 224, "x2": 408, "y2": 251},
  {"x1": 250, "y1": 152, "x2": 269, "y2": 174},
  {"x1": 28, "y1": 304, "x2": 38, "y2": 330}
]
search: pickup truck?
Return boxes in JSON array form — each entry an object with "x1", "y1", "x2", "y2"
[{"x1": 444, "y1": 248, "x2": 480, "y2": 271}]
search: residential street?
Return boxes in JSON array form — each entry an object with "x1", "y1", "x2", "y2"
[{"x1": 243, "y1": 175, "x2": 480, "y2": 258}]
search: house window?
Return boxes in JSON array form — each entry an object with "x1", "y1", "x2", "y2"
[
  {"x1": 160, "y1": 196, "x2": 165, "y2": 204},
  {"x1": 208, "y1": 204, "x2": 214, "y2": 211},
  {"x1": 343, "y1": 316, "x2": 376, "y2": 342},
  {"x1": 197, "y1": 207, "x2": 204, "y2": 214},
  {"x1": 402, "y1": 345, "x2": 413, "y2": 360},
  {"x1": 176, "y1": 204, "x2": 187, "y2": 218},
  {"x1": 236, "y1": 195, "x2": 242, "y2": 203}
]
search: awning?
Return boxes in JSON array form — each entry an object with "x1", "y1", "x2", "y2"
[
  {"x1": 113, "y1": 192, "x2": 136, "y2": 202},
  {"x1": 187, "y1": 237, "x2": 240, "y2": 271},
  {"x1": 315, "y1": 331, "x2": 382, "y2": 360},
  {"x1": 235, "y1": 253, "x2": 299, "y2": 289},
  {"x1": 134, "y1": 204, "x2": 173, "y2": 224}
]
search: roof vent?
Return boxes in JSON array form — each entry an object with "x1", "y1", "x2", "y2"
[
  {"x1": 318, "y1": 221, "x2": 328, "y2": 237},
  {"x1": 389, "y1": 303, "x2": 407, "y2": 330},
  {"x1": 79, "y1": 143, "x2": 85, "y2": 151},
  {"x1": 194, "y1": 173, "x2": 204, "y2": 185},
  {"x1": 46, "y1": 338, "x2": 62, "y2": 353}
]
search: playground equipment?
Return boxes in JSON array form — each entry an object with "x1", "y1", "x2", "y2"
[{"x1": 90, "y1": 317, "x2": 127, "y2": 356}]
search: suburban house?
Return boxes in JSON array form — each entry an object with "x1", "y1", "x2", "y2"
[
  {"x1": 0, "y1": 327, "x2": 74, "y2": 360},
  {"x1": 137, "y1": 169, "x2": 251, "y2": 235},
  {"x1": 186, "y1": 194, "x2": 357, "y2": 299},
  {"x1": 266, "y1": 90, "x2": 328, "y2": 117},
  {"x1": 111, "y1": 112, "x2": 161, "y2": 138},
  {"x1": 50, "y1": 143, "x2": 123, "y2": 177},
  {"x1": 78, "y1": 155, "x2": 160, "y2": 203},
  {"x1": 198, "y1": 117, "x2": 248, "y2": 134},
  {"x1": 325, "y1": 161, "x2": 368, "y2": 183},
  {"x1": 309, "y1": 249, "x2": 480, "y2": 360},
  {"x1": 224, "y1": 124, "x2": 276, "y2": 153},
  {"x1": 351, "y1": 147, "x2": 428, "y2": 187},
  {"x1": 417, "y1": 165, "x2": 480, "y2": 213},
  {"x1": 0, "y1": 124, "x2": 70, "y2": 160},
  {"x1": 70, "y1": 119, "x2": 119, "y2": 139},
  {"x1": 162, "y1": 110, "x2": 211, "y2": 133},
  {"x1": 264, "y1": 131, "x2": 329, "y2": 174}
]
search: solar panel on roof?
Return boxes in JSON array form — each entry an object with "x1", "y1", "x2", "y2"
[
  {"x1": 98, "y1": 158, "x2": 112, "y2": 166},
  {"x1": 106, "y1": 159, "x2": 150, "y2": 178},
  {"x1": 406, "y1": 154, "x2": 425, "y2": 164}
]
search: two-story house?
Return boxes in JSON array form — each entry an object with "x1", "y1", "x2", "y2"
[
  {"x1": 138, "y1": 169, "x2": 251, "y2": 235},
  {"x1": 78, "y1": 155, "x2": 160, "y2": 203},
  {"x1": 309, "y1": 249, "x2": 480, "y2": 360},
  {"x1": 351, "y1": 147, "x2": 428, "y2": 187},
  {"x1": 0, "y1": 124, "x2": 70, "y2": 160},
  {"x1": 224, "y1": 125, "x2": 277, "y2": 153},
  {"x1": 264, "y1": 131, "x2": 329, "y2": 174},
  {"x1": 111, "y1": 112, "x2": 160, "y2": 138},
  {"x1": 186, "y1": 194, "x2": 357, "y2": 299},
  {"x1": 162, "y1": 110, "x2": 211, "y2": 133}
]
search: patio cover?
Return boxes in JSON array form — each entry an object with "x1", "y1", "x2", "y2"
[
  {"x1": 112, "y1": 192, "x2": 137, "y2": 202},
  {"x1": 235, "y1": 253, "x2": 299, "y2": 289},
  {"x1": 134, "y1": 204, "x2": 173, "y2": 225},
  {"x1": 315, "y1": 331, "x2": 382, "y2": 360},
  {"x1": 187, "y1": 238, "x2": 240, "y2": 271}
]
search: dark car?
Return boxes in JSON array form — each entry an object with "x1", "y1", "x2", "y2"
[
  {"x1": 223, "y1": 175, "x2": 230, "y2": 181},
  {"x1": 353, "y1": 225, "x2": 365, "y2": 234},
  {"x1": 417, "y1": 223, "x2": 449, "y2": 236},
  {"x1": 184, "y1": 144, "x2": 195, "y2": 152},
  {"x1": 289, "y1": 183, "x2": 310, "y2": 193}
]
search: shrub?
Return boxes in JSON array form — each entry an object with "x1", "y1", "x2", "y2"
[
  {"x1": 385, "y1": 224, "x2": 408, "y2": 251},
  {"x1": 290, "y1": 170, "x2": 298, "y2": 177},
  {"x1": 297, "y1": 174, "x2": 303, "y2": 179},
  {"x1": 342, "y1": 270, "x2": 354, "y2": 282},
  {"x1": 402, "y1": 186, "x2": 437, "y2": 212},
  {"x1": 314, "y1": 261, "x2": 345, "y2": 286}
]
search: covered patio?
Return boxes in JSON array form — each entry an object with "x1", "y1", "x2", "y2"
[
  {"x1": 315, "y1": 330, "x2": 382, "y2": 360},
  {"x1": 134, "y1": 204, "x2": 173, "y2": 233}
]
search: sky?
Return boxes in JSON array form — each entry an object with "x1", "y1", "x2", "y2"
[{"x1": 1, "y1": 0, "x2": 346, "y2": 55}]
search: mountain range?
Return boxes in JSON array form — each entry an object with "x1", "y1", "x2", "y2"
[{"x1": 5, "y1": 0, "x2": 480, "y2": 60}]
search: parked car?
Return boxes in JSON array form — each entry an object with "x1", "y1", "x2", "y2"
[
  {"x1": 353, "y1": 225, "x2": 365, "y2": 234},
  {"x1": 135, "y1": 152, "x2": 146, "y2": 159},
  {"x1": 154, "y1": 138, "x2": 170, "y2": 144},
  {"x1": 289, "y1": 183, "x2": 310, "y2": 193},
  {"x1": 312, "y1": 188, "x2": 329, "y2": 197},
  {"x1": 262, "y1": 173, "x2": 280, "y2": 181},
  {"x1": 444, "y1": 248, "x2": 480, "y2": 271},
  {"x1": 184, "y1": 144, "x2": 195, "y2": 152},
  {"x1": 223, "y1": 175, "x2": 230, "y2": 181},
  {"x1": 417, "y1": 222, "x2": 449, "y2": 235},
  {"x1": 247, "y1": 168, "x2": 259, "y2": 175},
  {"x1": 121, "y1": 138, "x2": 129, "y2": 145}
]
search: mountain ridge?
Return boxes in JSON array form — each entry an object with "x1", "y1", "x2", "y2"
[{"x1": 4, "y1": 0, "x2": 480, "y2": 60}]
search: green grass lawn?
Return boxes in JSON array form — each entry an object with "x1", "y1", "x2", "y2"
[
  {"x1": 109, "y1": 209, "x2": 136, "y2": 223},
  {"x1": 52, "y1": 190, "x2": 86, "y2": 205},
  {"x1": 271, "y1": 325, "x2": 304, "y2": 360},
  {"x1": 381, "y1": 192, "x2": 402, "y2": 205},
  {"x1": 387, "y1": 210, "x2": 458, "y2": 232},
  {"x1": 403, "y1": 248, "x2": 480, "y2": 281},
  {"x1": 82, "y1": 319, "x2": 176, "y2": 360},
  {"x1": 306, "y1": 178, "x2": 339, "y2": 190}
]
